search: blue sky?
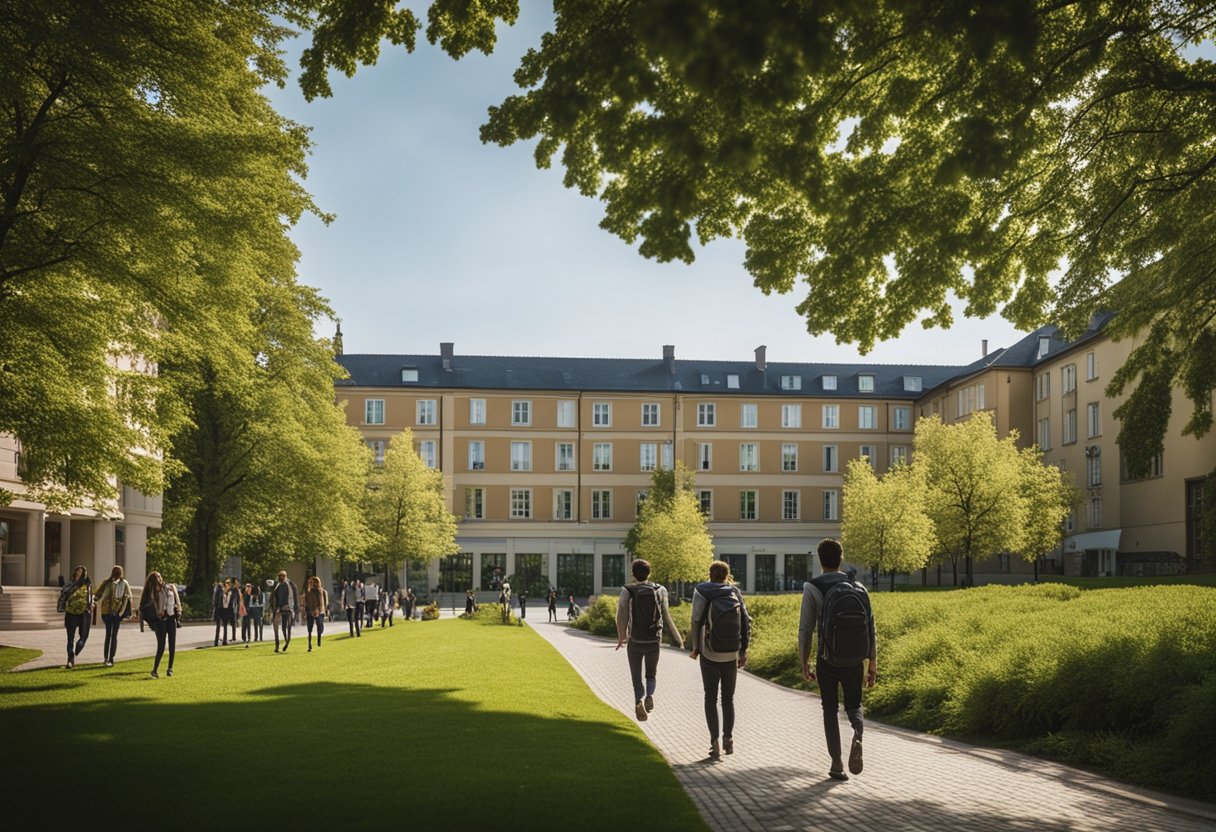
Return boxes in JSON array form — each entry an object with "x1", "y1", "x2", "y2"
[{"x1": 265, "y1": 3, "x2": 1024, "y2": 366}]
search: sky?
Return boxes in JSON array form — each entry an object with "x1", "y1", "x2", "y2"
[{"x1": 264, "y1": 3, "x2": 1025, "y2": 367}]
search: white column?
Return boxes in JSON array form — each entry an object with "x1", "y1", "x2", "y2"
[
  {"x1": 24, "y1": 509, "x2": 45, "y2": 586},
  {"x1": 592, "y1": 550, "x2": 602, "y2": 596},
  {"x1": 746, "y1": 553, "x2": 756, "y2": 595},
  {"x1": 124, "y1": 524, "x2": 148, "y2": 585},
  {"x1": 91, "y1": 520, "x2": 117, "y2": 579},
  {"x1": 548, "y1": 547, "x2": 559, "y2": 595}
]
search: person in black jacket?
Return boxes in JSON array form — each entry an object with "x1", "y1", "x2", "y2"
[{"x1": 271, "y1": 571, "x2": 300, "y2": 653}]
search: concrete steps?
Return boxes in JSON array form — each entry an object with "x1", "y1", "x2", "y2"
[{"x1": 0, "y1": 587, "x2": 61, "y2": 630}]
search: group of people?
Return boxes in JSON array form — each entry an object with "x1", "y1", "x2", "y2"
[
  {"x1": 209, "y1": 578, "x2": 265, "y2": 647},
  {"x1": 338, "y1": 580, "x2": 417, "y2": 637},
  {"x1": 615, "y1": 539, "x2": 877, "y2": 780},
  {"x1": 463, "y1": 584, "x2": 579, "y2": 622}
]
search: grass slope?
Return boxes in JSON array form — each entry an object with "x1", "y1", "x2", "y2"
[
  {"x1": 0, "y1": 646, "x2": 41, "y2": 672},
  {"x1": 0, "y1": 619, "x2": 706, "y2": 831}
]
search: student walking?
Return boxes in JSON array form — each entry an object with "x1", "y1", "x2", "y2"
[
  {"x1": 271, "y1": 571, "x2": 300, "y2": 653},
  {"x1": 241, "y1": 582, "x2": 263, "y2": 647},
  {"x1": 94, "y1": 565, "x2": 133, "y2": 667},
  {"x1": 212, "y1": 579, "x2": 234, "y2": 646},
  {"x1": 140, "y1": 571, "x2": 181, "y2": 678},
  {"x1": 547, "y1": 588, "x2": 558, "y2": 622},
  {"x1": 518, "y1": 592, "x2": 527, "y2": 620},
  {"x1": 465, "y1": 590, "x2": 475, "y2": 616},
  {"x1": 380, "y1": 586, "x2": 394, "y2": 627},
  {"x1": 342, "y1": 580, "x2": 362, "y2": 637},
  {"x1": 615, "y1": 559, "x2": 684, "y2": 722},
  {"x1": 355, "y1": 580, "x2": 367, "y2": 632},
  {"x1": 58, "y1": 566, "x2": 93, "y2": 669},
  {"x1": 404, "y1": 587, "x2": 416, "y2": 620},
  {"x1": 798, "y1": 539, "x2": 877, "y2": 781},
  {"x1": 567, "y1": 594, "x2": 578, "y2": 620},
  {"x1": 304, "y1": 576, "x2": 327, "y2": 652},
  {"x1": 225, "y1": 578, "x2": 242, "y2": 643},
  {"x1": 689, "y1": 560, "x2": 751, "y2": 760}
]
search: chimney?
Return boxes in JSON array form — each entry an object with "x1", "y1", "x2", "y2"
[
  {"x1": 440, "y1": 341, "x2": 454, "y2": 371},
  {"x1": 663, "y1": 344, "x2": 675, "y2": 375},
  {"x1": 981, "y1": 339, "x2": 988, "y2": 358},
  {"x1": 754, "y1": 345, "x2": 767, "y2": 371},
  {"x1": 333, "y1": 323, "x2": 343, "y2": 356}
]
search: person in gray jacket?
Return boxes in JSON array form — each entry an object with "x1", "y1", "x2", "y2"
[
  {"x1": 615, "y1": 559, "x2": 684, "y2": 722},
  {"x1": 271, "y1": 570, "x2": 300, "y2": 653},
  {"x1": 689, "y1": 560, "x2": 751, "y2": 760}
]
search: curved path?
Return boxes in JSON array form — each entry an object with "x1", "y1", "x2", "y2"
[{"x1": 525, "y1": 619, "x2": 1216, "y2": 832}]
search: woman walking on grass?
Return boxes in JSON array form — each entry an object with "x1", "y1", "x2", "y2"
[
  {"x1": 141, "y1": 571, "x2": 181, "y2": 678},
  {"x1": 58, "y1": 566, "x2": 93, "y2": 669},
  {"x1": 305, "y1": 576, "x2": 327, "y2": 652},
  {"x1": 94, "y1": 565, "x2": 132, "y2": 667}
]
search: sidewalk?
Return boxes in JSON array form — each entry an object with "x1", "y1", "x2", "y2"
[{"x1": 525, "y1": 619, "x2": 1216, "y2": 832}]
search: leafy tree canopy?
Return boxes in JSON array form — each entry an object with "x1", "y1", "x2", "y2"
[
  {"x1": 632, "y1": 487, "x2": 714, "y2": 584},
  {"x1": 624, "y1": 461, "x2": 698, "y2": 556},
  {"x1": 364, "y1": 428, "x2": 459, "y2": 571},
  {"x1": 842, "y1": 458, "x2": 936, "y2": 578}
]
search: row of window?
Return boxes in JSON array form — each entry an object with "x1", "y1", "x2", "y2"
[
  {"x1": 364, "y1": 397, "x2": 914, "y2": 431},
  {"x1": 1035, "y1": 403, "x2": 1102, "y2": 451},
  {"x1": 1036, "y1": 353, "x2": 1100, "y2": 402},
  {"x1": 464, "y1": 486, "x2": 841, "y2": 522}
]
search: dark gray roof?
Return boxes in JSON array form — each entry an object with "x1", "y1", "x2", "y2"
[{"x1": 336, "y1": 353, "x2": 963, "y2": 398}]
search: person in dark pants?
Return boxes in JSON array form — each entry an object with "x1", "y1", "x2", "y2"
[
  {"x1": 59, "y1": 566, "x2": 93, "y2": 669},
  {"x1": 518, "y1": 592, "x2": 527, "y2": 620},
  {"x1": 342, "y1": 580, "x2": 361, "y2": 637},
  {"x1": 94, "y1": 565, "x2": 132, "y2": 667},
  {"x1": 689, "y1": 560, "x2": 751, "y2": 760},
  {"x1": 271, "y1": 571, "x2": 300, "y2": 653},
  {"x1": 380, "y1": 587, "x2": 394, "y2": 627},
  {"x1": 211, "y1": 580, "x2": 229, "y2": 646},
  {"x1": 141, "y1": 571, "x2": 180, "y2": 678},
  {"x1": 354, "y1": 580, "x2": 367, "y2": 632},
  {"x1": 615, "y1": 559, "x2": 684, "y2": 722},
  {"x1": 304, "y1": 576, "x2": 327, "y2": 652},
  {"x1": 240, "y1": 582, "x2": 259, "y2": 647},
  {"x1": 798, "y1": 539, "x2": 877, "y2": 781},
  {"x1": 225, "y1": 578, "x2": 242, "y2": 643},
  {"x1": 547, "y1": 589, "x2": 558, "y2": 622},
  {"x1": 464, "y1": 590, "x2": 475, "y2": 616}
]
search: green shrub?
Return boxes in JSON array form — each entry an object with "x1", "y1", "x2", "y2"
[
  {"x1": 571, "y1": 594, "x2": 616, "y2": 636},
  {"x1": 461, "y1": 603, "x2": 514, "y2": 624}
]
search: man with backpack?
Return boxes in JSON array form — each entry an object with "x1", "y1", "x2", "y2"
[
  {"x1": 798, "y1": 539, "x2": 877, "y2": 781},
  {"x1": 615, "y1": 559, "x2": 684, "y2": 722},
  {"x1": 689, "y1": 560, "x2": 751, "y2": 760}
]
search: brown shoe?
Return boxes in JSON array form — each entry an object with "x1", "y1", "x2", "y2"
[
  {"x1": 848, "y1": 736, "x2": 863, "y2": 775},
  {"x1": 635, "y1": 700, "x2": 648, "y2": 721}
]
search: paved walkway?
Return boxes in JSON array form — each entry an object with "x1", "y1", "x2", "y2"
[{"x1": 526, "y1": 619, "x2": 1216, "y2": 832}]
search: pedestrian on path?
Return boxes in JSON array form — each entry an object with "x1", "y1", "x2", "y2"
[
  {"x1": 211, "y1": 579, "x2": 233, "y2": 647},
  {"x1": 518, "y1": 591, "x2": 527, "y2": 620},
  {"x1": 141, "y1": 571, "x2": 181, "y2": 678},
  {"x1": 380, "y1": 586, "x2": 394, "y2": 627},
  {"x1": 689, "y1": 560, "x2": 751, "y2": 760},
  {"x1": 58, "y1": 566, "x2": 93, "y2": 669},
  {"x1": 465, "y1": 590, "x2": 475, "y2": 616},
  {"x1": 342, "y1": 580, "x2": 362, "y2": 637},
  {"x1": 94, "y1": 565, "x2": 133, "y2": 667},
  {"x1": 547, "y1": 588, "x2": 558, "y2": 622},
  {"x1": 615, "y1": 559, "x2": 684, "y2": 722},
  {"x1": 272, "y1": 570, "x2": 299, "y2": 653},
  {"x1": 798, "y1": 539, "x2": 877, "y2": 781},
  {"x1": 304, "y1": 576, "x2": 327, "y2": 652},
  {"x1": 355, "y1": 580, "x2": 367, "y2": 632},
  {"x1": 241, "y1": 582, "x2": 262, "y2": 647},
  {"x1": 225, "y1": 578, "x2": 242, "y2": 643}
]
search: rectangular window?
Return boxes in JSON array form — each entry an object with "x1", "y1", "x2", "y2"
[
  {"x1": 740, "y1": 403, "x2": 758, "y2": 428},
  {"x1": 858, "y1": 406, "x2": 877, "y2": 429},
  {"x1": 903, "y1": 376, "x2": 922, "y2": 392},
  {"x1": 821, "y1": 374, "x2": 837, "y2": 391},
  {"x1": 556, "y1": 442, "x2": 575, "y2": 472},
  {"x1": 1037, "y1": 418, "x2": 1052, "y2": 451},
  {"x1": 1063, "y1": 409, "x2": 1077, "y2": 445},
  {"x1": 467, "y1": 440, "x2": 485, "y2": 470},
  {"x1": 1038, "y1": 335, "x2": 1051, "y2": 359},
  {"x1": 822, "y1": 404, "x2": 839, "y2": 429},
  {"x1": 592, "y1": 402, "x2": 611, "y2": 427},
  {"x1": 858, "y1": 374, "x2": 875, "y2": 392},
  {"x1": 1036, "y1": 372, "x2": 1051, "y2": 401},
  {"x1": 781, "y1": 404, "x2": 802, "y2": 428},
  {"x1": 469, "y1": 398, "x2": 486, "y2": 425},
  {"x1": 416, "y1": 399, "x2": 436, "y2": 425},
  {"x1": 464, "y1": 488, "x2": 484, "y2": 520},
  {"x1": 1087, "y1": 449, "x2": 1102, "y2": 487},
  {"x1": 1087, "y1": 402, "x2": 1101, "y2": 438},
  {"x1": 591, "y1": 489, "x2": 612, "y2": 520},
  {"x1": 401, "y1": 368, "x2": 418, "y2": 383},
  {"x1": 557, "y1": 400, "x2": 577, "y2": 428},
  {"x1": 1086, "y1": 352, "x2": 1097, "y2": 380},
  {"x1": 739, "y1": 443, "x2": 758, "y2": 472},
  {"x1": 660, "y1": 442, "x2": 673, "y2": 469},
  {"x1": 823, "y1": 489, "x2": 839, "y2": 520},
  {"x1": 823, "y1": 445, "x2": 838, "y2": 472},
  {"x1": 639, "y1": 442, "x2": 658, "y2": 472},
  {"x1": 367, "y1": 439, "x2": 385, "y2": 466},
  {"x1": 697, "y1": 403, "x2": 716, "y2": 426},
  {"x1": 782, "y1": 375, "x2": 802, "y2": 390},
  {"x1": 724, "y1": 554, "x2": 747, "y2": 590},
  {"x1": 782, "y1": 490, "x2": 800, "y2": 520},
  {"x1": 726, "y1": 374, "x2": 740, "y2": 389},
  {"x1": 1063, "y1": 364, "x2": 1076, "y2": 394},
  {"x1": 510, "y1": 441, "x2": 532, "y2": 471},
  {"x1": 891, "y1": 446, "x2": 909, "y2": 466},
  {"x1": 510, "y1": 488, "x2": 532, "y2": 519},
  {"x1": 554, "y1": 489, "x2": 573, "y2": 520},
  {"x1": 893, "y1": 406, "x2": 910, "y2": 430},
  {"x1": 859, "y1": 445, "x2": 877, "y2": 469},
  {"x1": 1065, "y1": 511, "x2": 1076, "y2": 533},
  {"x1": 419, "y1": 440, "x2": 437, "y2": 468},
  {"x1": 977, "y1": 383, "x2": 986, "y2": 411},
  {"x1": 697, "y1": 442, "x2": 712, "y2": 471},
  {"x1": 593, "y1": 442, "x2": 613, "y2": 471},
  {"x1": 782, "y1": 443, "x2": 798, "y2": 471},
  {"x1": 1089, "y1": 496, "x2": 1102, "y2": 528},
  {"x1": 739, "y1": 490, "x2": 757, "y2": 521},
  {"x1": 512, "y1": 400, "x2": 531, "y2": 426},
  {"x1": 365, "y1": 399, "x2": 385, "y2": 425},
  {"x1": 698, "y1": 490, "x2": 713, "y2": 518},
  {"x1": 641, "y1": 402, "x2": 660, "y2": 426},
  {"x1": 601, "y1": 554, "x2": 626, "y2": 589}
]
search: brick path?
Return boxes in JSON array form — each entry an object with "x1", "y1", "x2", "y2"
[{"x1": 526, "y1": 619, "x2": 1216, "y2": 832}]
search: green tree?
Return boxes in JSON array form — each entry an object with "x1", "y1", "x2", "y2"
[
  {"x1": 632, "y1": 488, "x2": 714, "y2": 585},
  {"x1": 1016, "y1": 446, "x2": 1081, "y2": 580},
  {"x1": 364, "y1": 428, "x2": 459, "y2": 585},
  {"x1": 624, "y1": 461, "x2": 698, "y2": 556},
  {"x1": 842, "y1": 459, "x2": 935, "y2": 591}
]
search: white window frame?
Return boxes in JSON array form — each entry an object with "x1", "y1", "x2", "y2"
[
  {"x1": 893, "y1": 406, "x2": 910, "y2": 431},
  {"x1": 726, "y1": 374, "x2": 740, "y2": 389},
  {"x1": 591, "y1": 489, "x2": 612, "y2": 520},
  {"x1": 557, "y1": 400, "x2": 577, "y2": 428},
  {"x1": 1037, "y1": 418, "x2": 1052, "y2": 451},
  {"x1": 781, "y1": 403, "x2": 802, "y2": 428},
  {"x1": 1063, "y1": 364, "x2": 1076, "y2": 394},
  {"x1": 903, "y1": 376, "x2": 922, "y2": 392},
  {"x1": 1087, "y1": 449, "x2": 1102, "y2": 487},
  {"x1": 782, "y1": 489, "x2": 800, "y2": 521},
  {"x1": 1086, "y1": 351, "x2": 1098, "y2": 381},
  {"x1": 891, "y1": 446, "x2": 909, "y2": 467},
  {"x1": 858, "y1": 374, "x2": 875, "y2": 393},
  {"x1": 781, "y1": 443, "x2": 798, "y2": 472},
  {"x1": 592, "y1": 402, "x2": 611, "y2": 427},
  {"x1": 823, "y1": 444, "x2": 838, "y2": 473},
  {"x1": 698, "y1": 489, "x2": 713, "y2": 518},
  {"x1": 512, "y1": 400, "x2": 531, "y2": 426},
  {"x1": 640, "y1": 442, "x2": 658, "y2": 472},
  {"x1": 859, "y1": 444, "x2": 877, "y2": 469},
  {"x1": 1036, "y1": 372, "x2": 1051, "y2": 402},
  {"x1": 468, "y1": 440, "x2": 485, "y2": 470},
  {"x1": 697, "y1": 402, "x2": 716, "y2": 427},
  {"x1": 464, "y1": 487, "x2": 484, "y2": 520},
  {"x1": 739, "y1": 443, "x2": 758, "y2": 472},
  {"x1": 416, "y1": 399, "x2": 437, "y2": 426},
  {"x1": 365, "y1": 399, "x2": 385, "y2": 425},
  {"x1": 858, "y1": 406, "x2": 877, "y2": 430},
  {"x1": 782, "y1": 375, "x2": 802, "y2": 390},
  {"x1": 1063, "y1": 409, "x2": 1077, "y2": 445},
  {"x1": 822, "y1": 404, "x2": 839, "y2": 429},
  {"x1": 823, "y1": 489, "x2": 839, "y2": 520},
  {"x1": 367, "y1": 439, "x2": 385, "y2": 466},
  {"x1": 660, "y1": 442, "x2": 673, "y2": 469},
  {"x1": 1089, "y1": 496, "x2": 1102, "y2": 528},
  {"x1": 740, "y1": 403, "x2": 758, "y2": 429},
  {"x1": 510, "y1": 488, "x2": 532, "y2": 520},
  {"x1": 401, "y1": 368, "x2": 419, "y2": 383},
  {"x1": 554, "y1": 489, "x2": 573, "y2": 520},
  {"x1": 593, "y1": 442, "x2": 613, "y2": 471},
  {"x1": 1087, "y1": 402, "x2": 1101, "y2": 438},
  {"x1": 469, "y1": 398, "x2": 486, "y2": 425},
  {"x1": 556, "y1": 442, "x2": 575, "y2": 472},
  {"x1": 697, "y1": 442, "x2": 712, "y2": 471},
  {"x1": 510, "y1": 440, "x2": 532, "y2": 471},
  {"x1": 821, "y1": 374, "x2": 837, "y2": 391},
  {"x1": 641, "y1": 402, "x2": 660, "y2": 427},
  {"x1": 740, "y1": 490, "x2": 758, "y2": 521}
]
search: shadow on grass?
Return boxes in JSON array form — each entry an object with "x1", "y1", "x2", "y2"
[{"x1": 4, "y1": 681, "x2": 705, "y2": 832}]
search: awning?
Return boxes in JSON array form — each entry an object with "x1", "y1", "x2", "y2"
[{"x1": 1063, "y1": 530, "x2": 1122, "y2": 552}]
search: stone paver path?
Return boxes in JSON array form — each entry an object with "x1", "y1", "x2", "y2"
[{"x1": 526, "y1": 619, "x2": 1216, "y2": 832}]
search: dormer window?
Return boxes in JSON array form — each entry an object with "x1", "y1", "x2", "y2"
[
  {"x1": 700, "y1": 373, "x2": 710, "y2": 385},
  {"x1": 1037, "y1": 336, "x2": 1050, "y2": 359},
  {"x1": 822, "y1": 375, "x2": 837, "y2": 391},
  {"x1": 401, "y1": 367, "x2": 419, "y2": 383},
  {"x1": 781, "y1": 375, "x2": 801, "y2": 390},
  {"x1": 903, "y1": 376, "x2": 922, "y2": 392},
  {"x1": 858, "y1": 374, "x2": 875, "y2": 393},
  {"x1": 726, "y1": 374, "x2": 740, "y2": 389}
]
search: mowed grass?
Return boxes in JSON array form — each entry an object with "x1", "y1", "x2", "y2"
[{"x1": 0, "y1": 619, "x2": 706, "y2": 831}]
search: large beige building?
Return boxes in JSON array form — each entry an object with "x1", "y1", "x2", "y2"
[{"x1": 336, "y1": 320, "x2": 1213, "y2": 596}]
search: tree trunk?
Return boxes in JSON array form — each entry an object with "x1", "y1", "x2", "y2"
[
  {"x1": 937, "y1": 564, "x2": 942, "y2": 586},
  {"x1": 951, "y1": 560, "x2": 958, "y2": 586},
  {"x1": 922, "y1": 566, "x2": 927, "y2": 587},
  {"x1": 965, "y1": 555, "x2": 973, "y2": 587},
  {"x1": 1033, "y1": 557, "x2": 1039, "y2": 583},
  {"x1": 186, "y1": 514, "x2": 218, "y2": 597},
  {"x1": 890, "y1": 570, "x2": 896, "y2": 592}
]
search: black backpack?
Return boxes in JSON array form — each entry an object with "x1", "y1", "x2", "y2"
[
  {"x1": 818, "y1": 579, "x2": 872, "y2": 667},
  {"x1": 703, "y1": 585, "x2": 743, "y2": 653},
  {"x1": 624, "y1": 582, "x2": 662, "y2": 642}
]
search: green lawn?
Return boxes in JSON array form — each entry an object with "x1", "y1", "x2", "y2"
[{"x1": 1, "y1": 619, "x2": 706, "y2": 831}]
